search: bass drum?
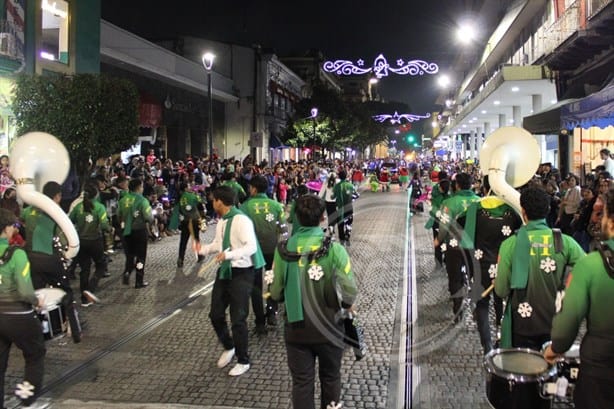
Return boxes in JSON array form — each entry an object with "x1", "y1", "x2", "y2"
[{"x1": 484, "y1": 348, "x2": 557, "y2": 409}]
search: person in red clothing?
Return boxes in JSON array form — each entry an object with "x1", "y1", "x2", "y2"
[
  {"x1": 351, "y1": 167, "x2": 364, "y2": 190},
  {"x1": 379, "y1": 167, "x2": 390, "y2": 192}
]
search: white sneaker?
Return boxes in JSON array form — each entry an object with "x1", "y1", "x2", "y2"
[
  {"x1": 216, "y1": 348, "x2": 235, "y2": 368},
  {"x1": 82, "y1": 290, "x2": 100, "y2": 304},
  {"x1": 228, "y1": 363, "x2": 250, "y2": 376}
]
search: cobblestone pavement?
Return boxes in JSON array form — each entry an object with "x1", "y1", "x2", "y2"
[{"x1": 5, "y1": 187, "x2": 413, "y2": 409}]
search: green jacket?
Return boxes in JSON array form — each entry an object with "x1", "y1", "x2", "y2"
[
  {"x1": 222, "y1": 180, "x2": 246, "y2": 203},
  {"x1": 0, "y1": 238, "x2": 37, "y2": 308},
  {"x1": 332, "y1": 180, "x2": 355, "y2": 219},
  {"x1": 271, "y1": 226, "x2": 357, "y2": 344},
  {"x1": 21, "y1": 206, "x2": 63, "y2": 255},
  {"x1": 424, "y1": 183, "x2": 449, "y2": 229},
  {"x1": 240, "y1": 193, "x2": 288, "y2": 255},
  {"x1": 551, "y1": 240, "x2": 614, "y2": 377},
  {"x1": 436, "y1": 189, "x2": 480, "y2": 244},
  {"x1": 495, "y1": 226, "x2": 585, "y2": 339},
  {"x1": 178, "y1": 191, "x2": 203, "y2": 221},
  {"x1": 69, "y1": 200, "x2": 111, "y2": 241},
  {"x1": 118, "y1": 192, "x2": 153, "y2": 235}
]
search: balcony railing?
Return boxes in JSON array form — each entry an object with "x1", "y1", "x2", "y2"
[
  {"x1": 0, "y1": 19, "x2": 24, "y2": 61},
  {"x1": 541, "y1": 1, "x2": 581, "y2": 55}
]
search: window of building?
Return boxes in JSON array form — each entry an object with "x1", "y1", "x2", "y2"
[{"x1": 41, "y1": 0, "x2": 69, "y2": 64}]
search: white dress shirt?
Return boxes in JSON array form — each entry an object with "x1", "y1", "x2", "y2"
[{"x1": 199, "y1": 213, "x2": 257, "y2": 268}]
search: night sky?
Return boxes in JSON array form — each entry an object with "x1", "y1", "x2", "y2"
[{"x1": 102, "y1": 1, "x2": 498, "y2": 125}]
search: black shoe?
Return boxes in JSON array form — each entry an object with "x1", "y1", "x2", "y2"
[
  {"x1": 177, "y1": 259, "x2": 184, "y2": 268},
  {"x1": 266, "y1": 313, "x2": 278, "y2": 326},
  {"x1": 72, "y1": 332, "x2": 82, "y2": 343},
  {"x1": 135, "y1": 282, "x2": 149, "y2": 289},
  {"x1": 122, "y1": 272, "x2": 130, "y2": 285},
  {"x1": 255, "y1": 324, "x2": 267, "y2": 335}
]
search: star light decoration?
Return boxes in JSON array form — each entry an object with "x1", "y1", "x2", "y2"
[
  {"x1": 373, "y1": 111, "x2": 431, "y2": 124},
  {"x1": 323, "y1": 54, "x2": 439, "y2": 79}
]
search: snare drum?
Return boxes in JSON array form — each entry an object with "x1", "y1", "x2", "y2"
[
  {"x1": 35, "y1": 288, "x2": 67, "y2": 340},
  {"x1": 484, "y1": 348, "x2": 557, "y2": 409},
  {"x1": 541, "y1": 341, "x2": 580, "y2": 401}
]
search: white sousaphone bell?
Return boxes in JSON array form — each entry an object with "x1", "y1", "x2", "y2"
[
  {"x1": 10, "y1": 131, "x2": 80, "y2": 258},
  {"x1": 479, "y1": 126, "x2": 541, "y2": 217}
]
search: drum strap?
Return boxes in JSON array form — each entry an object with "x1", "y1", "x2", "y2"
[
  {"x1": 596, "y1": 241, "x2": 614, "y2": 279},
  {"x1": 0, "y1": 245, "x2": 18, "y2": 266}
]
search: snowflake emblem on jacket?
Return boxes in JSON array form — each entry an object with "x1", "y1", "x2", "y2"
[
  {"x1": 488, "y1": 264, "x2": 498, "y2": 279},
  {"x1": 449, "y1": 238, "x2": 458, "y2": 248},
  {"x1": 308, "y1": 264, "x2": 324, "y2": 281},
  {"x1": 185, "y1": 205, "x2": 192, "y2": 211},
  {"x1": 501, "y1": 225, "x2": 512, "y2": 236},
  {"x1": 439, "y1": 212, "x2": 451, "y2": 225},
  {"x1": 136, "y1": 262, "x2": 144, "y2": 270},
  {"x1": 474, "y1": 249, "x2": 483, "y2": 260},
  {"x1": 517, "y1": 302, "x2": 533, "y2": 318},
  {"x1": 263, "y1": 269, "x2": 274, "y2": 285},
  {"x1": 85, "y1": 214, "x2": 94, "y2": 223},
  {"x1": 265, "y1": 213, "x2": 275, "y2": 222},
  {"x1": 540, "y1": 257, "x2": 556, "y2": 274},
  {"x1": 440, "y1": 243, "x2": 447, "y2": 252},
  {"x1": 133, "y1": 210, "x2": 140, "y2": 218}
]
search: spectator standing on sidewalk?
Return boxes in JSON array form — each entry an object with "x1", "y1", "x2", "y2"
[
  {"x1": 319, "y1": 173, "x2": 338, "y2": 235},
  {"x1": 197, "y1": 186, "x2": 265, "y2": 377},
  {"x1": 544, "y1": 188, "x2": 614, "y2": 409},
  {"x1": 599, "y1": 148, "x2": 614, "y2": 176},
  {"x1": 270, "y1": 194, "x2": 358, "y2": 409},
  {"x1": 495, "y1": 187, "x2": 585, "y2": 350},
  {"x1": 0, "y1": 209, "x2": 46, "y2": 409},
  {"x1": 240, "y1": 175, "x2": 288, "y2": 333}
]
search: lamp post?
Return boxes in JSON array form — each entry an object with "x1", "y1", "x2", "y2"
[
  {"x1": 202, "y1": 52, "x2": 215, "y2": 161},
  {"x1": 368, "y1": 77, "x2": 379, "y2": 101},
  {"x1": 310, "y1": 107, "x2": 318, "y2": 161}
]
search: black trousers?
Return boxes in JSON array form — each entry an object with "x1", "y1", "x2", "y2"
[
  {"x1": 444, "y1": 247, "x2": 469, "y2": 297},
  {"x1": 325, "y1": 202, "x2": 337, "y2": 229},
  {"x1": 0, "y1": 311, "x2": 46, "y2": 408},
  {"x1": 28, "y1": 251, "x2": 81, "y2": 340},
  {"x1": 574, "y1": 370, "x2": 614, "y2": 409},
  {"x1": 123, "y1": 228, "x2": 148, "y2": 285},
  {"x1": 337, "y1": 206, "x2": 354, "y2": 242},
  {"x1": 209, "y1": 267, "x2": 254, "y2": 364},
  {"x1": 475, "y1": 292, "x2": 503, "y2": 353},
  {"x1": 251, "y1": 253, "x2": 277, "y2": 326},
  {"x1": 76, "y1": 237, "x2": 107, "y2": 299},
  {"x1": 432, "y1": 224, "x2": 443, "y2": 266},
  {"x1": 178, "y1": 219, "x2": 201, "y2": 262},
  {"x1": 285, "y1": 341, "x2": 344, "y2": 409}
]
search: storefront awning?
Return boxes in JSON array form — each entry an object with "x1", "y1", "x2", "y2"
[
  {"x1": 523, "y1": 99, "x2": 577, "y2": 134},
  {"x1": 561, "y1": 81, "x2": 614, "y2": 130}
]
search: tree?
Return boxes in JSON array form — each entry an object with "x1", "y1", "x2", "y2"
[{"x1": 11, "y1": 73, "x2": 139, "y2": 182}]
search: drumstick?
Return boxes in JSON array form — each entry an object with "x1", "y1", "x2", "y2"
[
  {"x1": 481, "y1": 283, "x2": 495, "y2": 298},
  {"x1": 197, "y1": 257, "x2": 218, "y2": 278}
]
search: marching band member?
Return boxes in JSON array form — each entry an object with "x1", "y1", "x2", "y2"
[
  {"x1": 198, "y1": 186, "x2": 265, "y2": 377},
  {"x1": 0, "y1": 209, "x2": 46, "y2": 409},
  {"x1": 270, "y1": 194, "x2": 357, "y2": 409},
  {"x1": 544, "y1": 188, "x2": 614, "y2": 409},
  {"x1": 495, "y1": 187, "x2": 585, "y2": 349},
  {"x1": 22, "y1": 182, "x2": 83, "y2": 343}
]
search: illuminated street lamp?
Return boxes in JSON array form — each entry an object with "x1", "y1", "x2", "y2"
[
  {"x1": 202, "y1": 52, "x2": 215, "y2": 160},
  {"x1": 311, "y1": 107, "x2": 318, "y2": 160},
  {"x1": 456, "y1": 24, "x2": 477, "y2": 45},
  {"x1": 368, "y1": 77, "x2": 379, "y2": 101}
]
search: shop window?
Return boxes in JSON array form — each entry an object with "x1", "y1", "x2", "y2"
[{"x1": 41, "y1": 0, "x2": 69, "y2": 64}]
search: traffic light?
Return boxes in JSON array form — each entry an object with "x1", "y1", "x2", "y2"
[{"x1": 406, "y1": 134, "x2": 415, "y2": 143}]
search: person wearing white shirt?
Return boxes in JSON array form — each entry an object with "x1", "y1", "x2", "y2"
[
  {"x1": 318, "y1": 173, "x2": 338, "y2": 234},
  {"x1": 600, "y1": 148, "x2": 614, "y2": 177},
  {"x1": 197, "y1": 185, "x2": 260, "y2": 377}
]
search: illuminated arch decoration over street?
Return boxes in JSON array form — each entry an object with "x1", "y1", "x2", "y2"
[
  {"x1": 323, "y1": 54, "x2": 439, "y2": 79},
  {"x1": 373, "y1": 111, "x2": 431, "y2": 124}
]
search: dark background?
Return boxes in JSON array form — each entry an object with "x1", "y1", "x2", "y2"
[{"x1": 102, "y1": 1, "x2": 500, "y2": 125}]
